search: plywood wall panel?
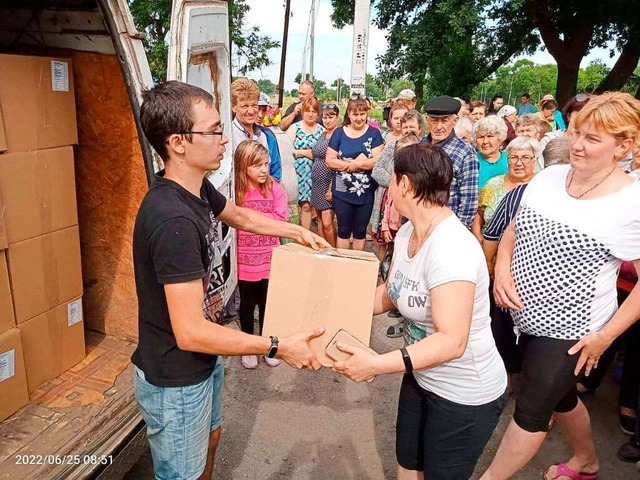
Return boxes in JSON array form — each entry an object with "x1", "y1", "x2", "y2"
[{"x1": 72, "y1": 52, "x2": 146, "y2": 342}]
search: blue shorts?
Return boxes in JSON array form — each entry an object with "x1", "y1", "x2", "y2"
[{"x1": 134, "y1": 356, "x2": 225, "y2": 480}]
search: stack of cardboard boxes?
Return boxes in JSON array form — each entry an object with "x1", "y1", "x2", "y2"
[{"x1": 0, "y1": 54, "x2": 86, "y2": 421}]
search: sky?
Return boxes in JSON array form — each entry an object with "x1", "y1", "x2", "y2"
[{"x1": 240, "y1": 0, "x2": 617, "y2": 92}]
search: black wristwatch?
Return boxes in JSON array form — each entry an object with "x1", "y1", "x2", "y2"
[{"x1": 266, "y1": 336, "x2": 279, "y2": 359}]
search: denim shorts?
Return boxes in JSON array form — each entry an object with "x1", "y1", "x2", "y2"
[
  {"x1": 396, "y1": 373, "x2": 507, "y2": 479},
  {"x1": 134, "y1": 356, "x2": 225, "y2": 480}
]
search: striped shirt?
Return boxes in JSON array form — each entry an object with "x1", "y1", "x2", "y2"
[
  {"x1": 422, "y1": 131, "x2": 479, "y2": 228},
  {"x1": 483, "y1": 183, "x2": 528, "y2": 241}
]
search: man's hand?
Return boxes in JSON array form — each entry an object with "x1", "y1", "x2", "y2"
[
  {"x1": 293, "y1": 102, "x2": 303, "y2": 115},
  {"x1": 297, "y1": 227, "x2": 330, "y2": 250},
  {"x1": 278, "y1": 328, "x2": 324, "y2": 371},
  {"x1": 332, "y1": 343, "x2": 378, "y2": 382}
]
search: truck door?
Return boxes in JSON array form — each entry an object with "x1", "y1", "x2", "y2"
[{"x1": 167, "y1": 0, "x2": 236, "y2": 306}]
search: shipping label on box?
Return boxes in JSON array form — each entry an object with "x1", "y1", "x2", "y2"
[
  {"x1": 7, "y1": 225, "x2": 83, "y2": 324},
  {"x1": 262, "y1": 244, "x2": 379, "y2": 367},
  {"x1": 0, "y1": 54, "x2": 77, "y2": 153},
  {"x1": 0, "y1": 147, "x2": 78, "y2": 244},
  {"x1": 18, "y1": 297, "x2": 85, "y2": 393},
  {"x1": 0, "y1": 328, "x2": 29, "y2": 421}
]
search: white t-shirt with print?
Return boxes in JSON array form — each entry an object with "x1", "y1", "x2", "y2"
[
  {"x1": 389, "y1": 216, "x2": 507, "y2": 406},
  {"x1": 512, "y1": 164, "x2": 640, "y2": 341}
]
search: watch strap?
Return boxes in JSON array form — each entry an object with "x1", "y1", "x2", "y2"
[
  {"x1": 400, "y1": 347, "x2": 413, "y2": 373},
  {"x1": 266, "y1": 335, "x2": 279, "y2": 358}
]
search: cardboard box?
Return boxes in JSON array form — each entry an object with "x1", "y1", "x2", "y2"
[
  {"x1": 18, "y1": 297, "x2": 85, "y2": 392},
  {"x1": 262, "y1": 244, "x2": 379, "y2": 367},
  {"x1": 0, "y1": 54, "x2": 77, "y2": 153},
  {"x1": 7, "y1": 226, "x2": 83, "y2": 324},
  {"x1": 0, "y1": 104, "x2": 6, "y2": 152},
  {"x1": 0, "y1": 328, "x2": 29, "y2": 421},
  {"x1": 0, "y1": 252, "x2": 15, "y2": 335},
  {"x1": 0, "y1": 189, "x2": 7, "y2": 249},
  {"x1": 0, "y1": 147, "x2": 78, "y2": 243}
]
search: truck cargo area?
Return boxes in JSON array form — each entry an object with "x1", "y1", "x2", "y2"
[{"x1": 0, "y1": 1, "x2": 154, "y2": 478}]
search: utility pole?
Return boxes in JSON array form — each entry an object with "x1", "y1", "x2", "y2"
[
  {"x1": 309, "y1": 0, "x2": 315, "y2": 81},
  {"x1": 277, "y1": 0, "x2": 292, "y2": 107},
  {"x1": 350, "y1": 0, "x2": 371, "y2": 97}
]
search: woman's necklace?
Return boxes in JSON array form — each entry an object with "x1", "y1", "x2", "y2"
[
  {"x1": 566, "y1": 166, "x2": 616, "y2": 199},
  {"x1": 409, "y1": 208, "x2": 446, "y2": 256}
]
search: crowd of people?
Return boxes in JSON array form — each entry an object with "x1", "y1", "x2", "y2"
[{"x1": 131, "y1": 76, "x2": 640, "y2": 480}]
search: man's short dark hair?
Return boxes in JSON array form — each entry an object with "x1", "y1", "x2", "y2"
[
  {"x1": 140, "y1": 81, "x2": 214, "y2": 161},
  {"x1": 521, "y1": 93, "x2": 530, "y2": 99},
  {"x1": 393, "y1": 143, "x2": 452, "y2": 207}
]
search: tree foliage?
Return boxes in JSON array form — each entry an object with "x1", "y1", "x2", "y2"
[
  {"x1": 129, "y1": 0, "x2": 280, "y2": 82},
  {"x1": 330, "y1": 0, "x2": 640, "y2": 104}
]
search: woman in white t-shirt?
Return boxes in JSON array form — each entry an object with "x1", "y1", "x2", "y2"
[
  {"x1": 333, "y1": 143, "x2": 508, "y2": 480},
  {"x1": 481, "y1": 92, "x2": 640, "y2": 480}
]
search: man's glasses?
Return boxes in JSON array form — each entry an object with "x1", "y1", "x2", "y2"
[
  {"x1": 179, "y1": 124, "x2": 225, "y2": 137},
  {"x1": 507, "y1": 154, "x2": 534, "y2": 165}
]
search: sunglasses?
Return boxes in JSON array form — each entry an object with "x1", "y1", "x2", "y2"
[
  {"x1": 575, "y1": 93, "x2": 589, "y2": 102},
  {"x1": 323, "y1": 103, "x2": 338, "y2": 110}
]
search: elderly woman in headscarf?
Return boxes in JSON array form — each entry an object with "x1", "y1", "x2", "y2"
[{"x1": 497, "y1": 105, "x2": 517, "y2": 149}]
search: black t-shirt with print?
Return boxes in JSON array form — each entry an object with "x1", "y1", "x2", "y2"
[{"x1": 131, "y1": 172, "x2": 228, "y2": 387}]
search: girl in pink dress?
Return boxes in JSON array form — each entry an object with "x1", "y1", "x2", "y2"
[{"x1": 234, "y1": 140, "x2": 288, "y2": 369}]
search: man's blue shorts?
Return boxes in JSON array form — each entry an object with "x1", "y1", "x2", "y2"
[{"x1": 134, "y1": 356, "x2": 225, "y2": 480}]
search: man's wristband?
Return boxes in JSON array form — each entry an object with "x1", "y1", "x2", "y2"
[{"x1": 400, "y1": 347, "x2": 413, "y2": 373}]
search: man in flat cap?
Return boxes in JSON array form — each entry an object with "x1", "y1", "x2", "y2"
[{"x1": 421, "y1": 95, "x2": 478, "y2": 229}]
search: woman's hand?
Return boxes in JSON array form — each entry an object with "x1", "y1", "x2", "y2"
[
  {"x1": 332, "y1": 344, "x2": 379, "y2": 383},
  {"x1": 568, "y1": 330, "x2": 615, "y2": 376},
  {"x1": 493, "y1": 264, "x2": 522, "y2": 310},
  {"x1": 325, "y1": 188, "x2": 333, "y2": 201},
  {"x1": 382, "y1": 230, "x2": 394, "y2": 243}
]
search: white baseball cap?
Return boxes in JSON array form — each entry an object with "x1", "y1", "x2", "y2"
[
  {"x1": 258, "y1": 92, "x2": 270, "y2": 106},
  {"x1": 398, "y1": 89, "x2": 416, "y2": 100}
]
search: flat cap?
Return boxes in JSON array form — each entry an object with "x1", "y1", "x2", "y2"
[{"x1": 424, "y1": 95, "x2": 461, "y2": 117}]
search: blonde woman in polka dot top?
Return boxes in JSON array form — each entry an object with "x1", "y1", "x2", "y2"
[{"x1": 480, "y1": 92, "x2": 640, "y2": 480}]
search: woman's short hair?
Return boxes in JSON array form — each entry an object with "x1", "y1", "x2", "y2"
[
  {"x1": 571, "y1": 92, "x2": 640, "y2": 153},
  {"x1": 321, "y1": 102, "x2": 340, "y2": 116},
  {"x1": 230, "y1": 77, "x2": 259, "y2": 106},
  {"x1": 540, "y1": 99, "x2": 558, "y2": 111},
  {"x1": 505, "y1": 136, "x2": 541, "y2": 159},
  {"x1": 469, "y1": 100, "x2": 487, "y2": 112},
  {"x1": 388, "y1": 104, "x2": 408, "y2": 122},
  {"x1": 396, "y1": 132, "x2": 421, "y2": 149},
  {"x1": 302, "y1": 96, "x2": 320, "y2": 113},
  {"x1": 542, "y1": 137, "x2": 570, "y2": 168},
  {"x1": 454, "y1": 117, "x2": 473, "y2": 138},
  {"x1": 393, "y1": 143, "x2": 453, "y2": 207},
  {"x1": 473, "y1": 115, "x2": 508, "y2": 142},
  {"x1": 515, "y1": 114, "x2": 551, "y2": 135},
  {"x1": 400, "y1": 109, "x2": 425, "y2": 132}
]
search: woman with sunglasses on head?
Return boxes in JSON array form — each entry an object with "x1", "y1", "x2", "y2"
[
  {"x1": 326, "y1": 96, "x2": 384, "y2": 250},
  {"x1": 480, "y1": 92, "x2": 640, "y2": 480},
  {"x1": 310, "y1": 104, "x2": 340, "y2": 246}
]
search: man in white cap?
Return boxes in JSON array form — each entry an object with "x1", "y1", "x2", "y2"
[{"x1": 396, "y1": 88, "x2": 417, "y2": 110}]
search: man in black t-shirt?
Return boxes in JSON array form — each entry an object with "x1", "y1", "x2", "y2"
[{"x1": 132, "y1": 81, "x2": 328, "y2": 480}]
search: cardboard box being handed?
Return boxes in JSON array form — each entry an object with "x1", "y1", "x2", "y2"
[{"x1": 262, "y1": 244, "x2": 379, "y2": 367}]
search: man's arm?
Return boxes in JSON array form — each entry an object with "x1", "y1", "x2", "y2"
[
  {"x1": 280, "y1": 102, "x2": 300, "y2": 131},
  {"x1": 454, "y1": 148, "x2": 479, "y2": 228},
  {"x1": 165, "y1": 280, "x2": 322, "y2": 370},
  {"x1": 217, "y1": 201, "x2": 329, "y2": 249}
]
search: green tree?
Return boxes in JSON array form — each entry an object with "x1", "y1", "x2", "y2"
[
  {"x1": 331, "y1": 0, "x2": 640, "y2": 105},
  {"x1": 256, "y1": 78, "x2": 276, "y2": 95},
  {"x1": 365, "y1": 73, "x2": 383, "y2": 100},
  {"x1": 129, "y1": 0, "x2": 280, "y2": 81}
]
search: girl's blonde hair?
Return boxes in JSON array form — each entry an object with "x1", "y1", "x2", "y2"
[
  {"x1": 571, "y1": 92, "x2": 640, "y2": 156},
  {"x1": 234, "y1": 140, "x2": 272, "y2": 206}
]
